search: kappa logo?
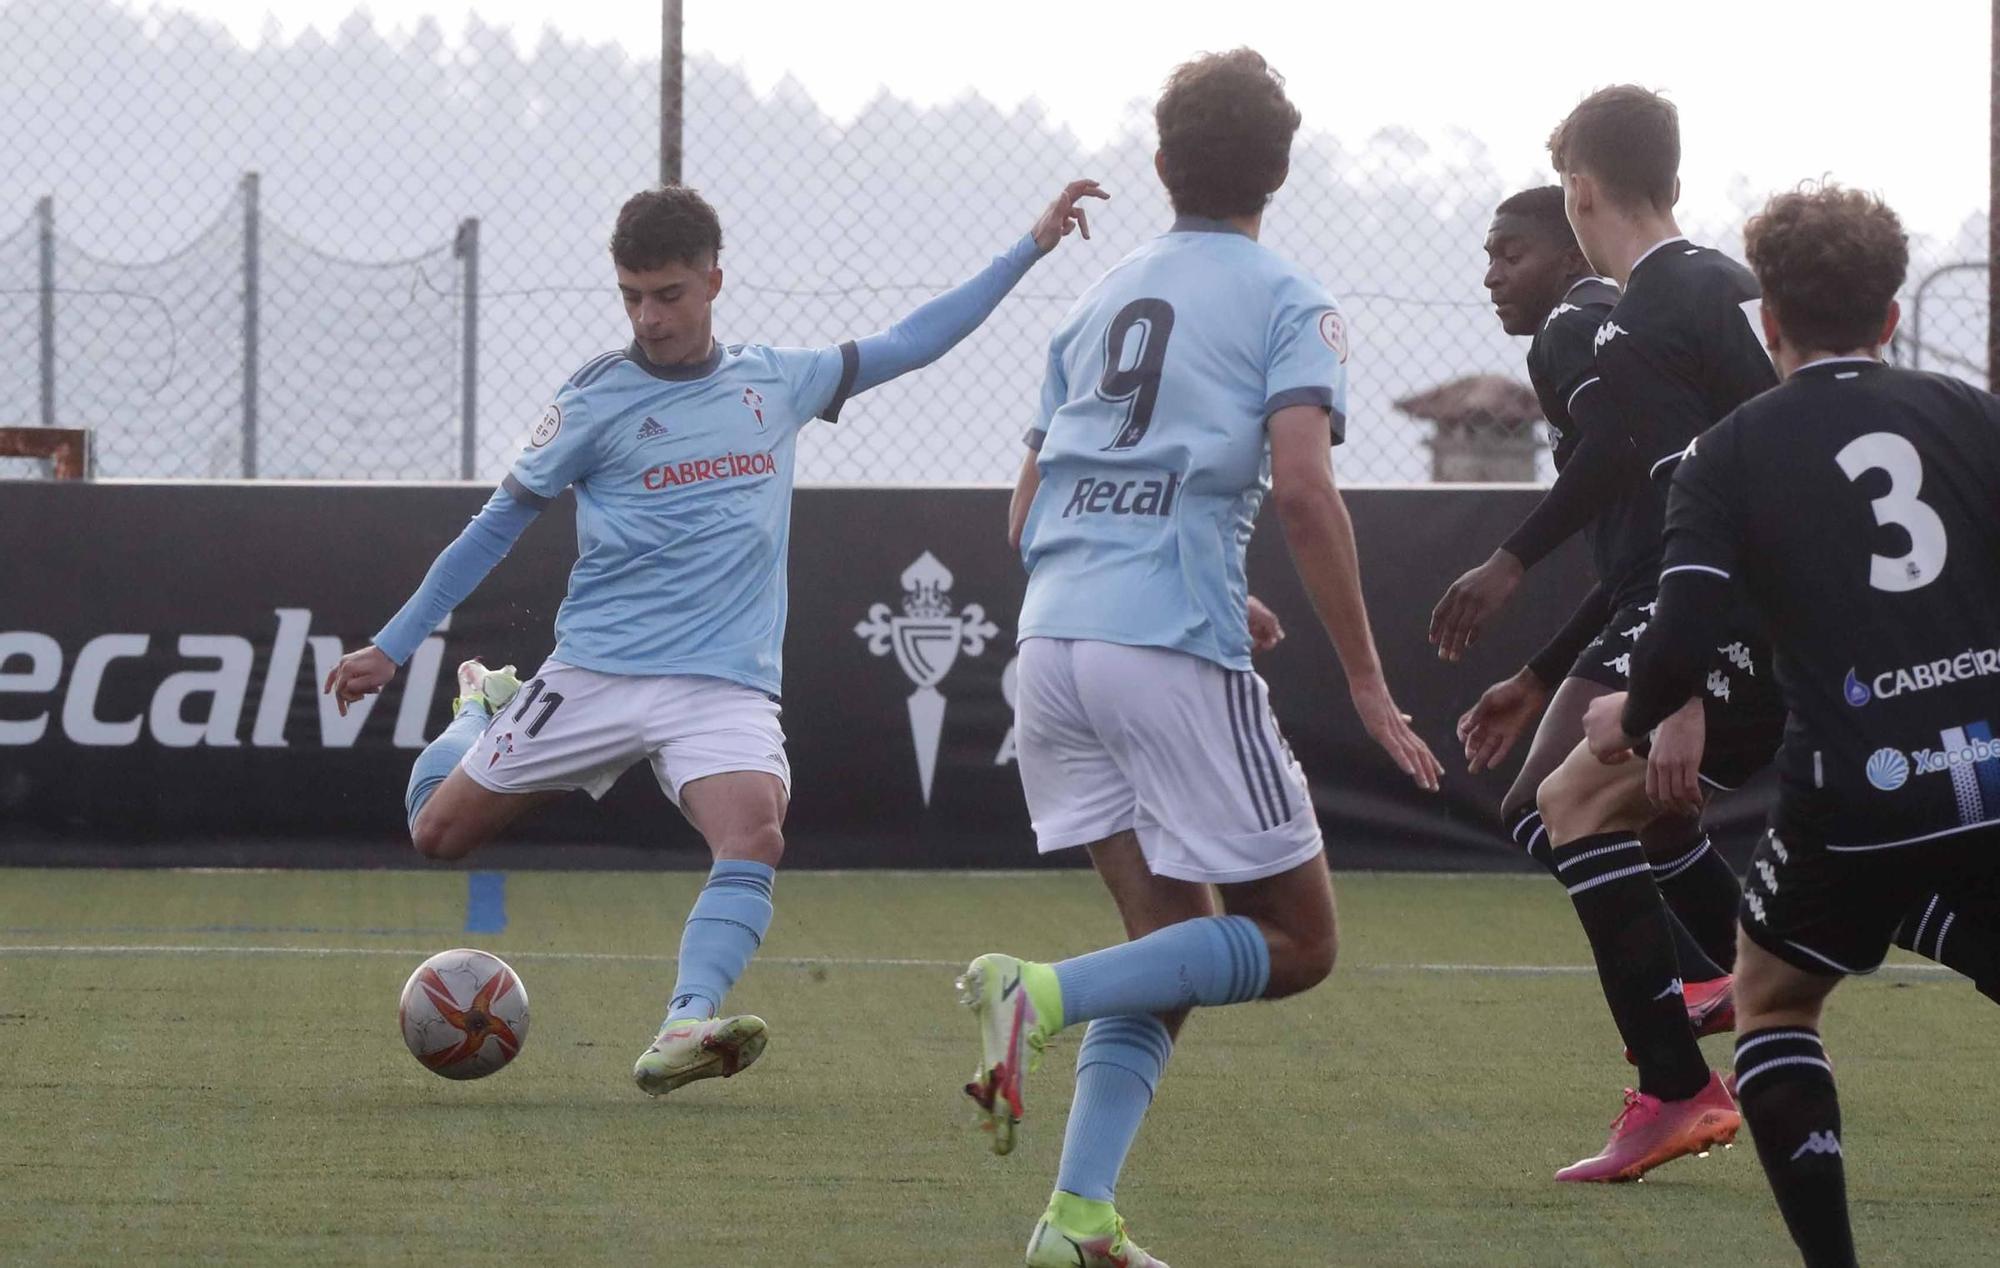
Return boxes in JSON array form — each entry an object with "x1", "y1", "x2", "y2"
[
  {"x1": 1542, "y1": 301, "x2": 1579, "y2": 328},
  {"x1": 1720, "y1": 642, "x2": 1755, "y2": 674},
  {"x1": 741, "y1": 387, "x2": 766, "y2": 430},
  {"x1": 855, "y1": 552, "x2": 999, "y2": 806},
  {"x1": 1651, "y1": 977, "x2": 1685, "y2": 1002},
  {"x1": 1621, "y1": 621, "x2": 1649, "y2": 641},
  {"x1": 1594, "y1": 321, "x2": 1627, "y2": 351},
  {"x1": 1604, "y1": 652, "x2": 1632, "y2": 678},
  {"x1": 636, "y1": 416, "x2": 667, "y2": 441},
  {"x1": 1755, "y1": 857, "x2": 1780, "y2": 895},
  {"x1": 1706, "y1": 670, "x2": 1732, "y2": 702},
  {"x1": 1791, "y1": 1131, "x2": 1842, "y2": 1161}
]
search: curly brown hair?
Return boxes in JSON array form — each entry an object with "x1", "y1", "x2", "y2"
[
  {"x1": 610, "y1": 185, "x2": 722, "y2": 271},
  {"x1": 1745, "y1": 184, "x2": 1908, "y2": 352},
  {"x1": 1547, "y1": 85, "x2": 1678, "y2": 211},
  {"x1": 1155, "y1": 49, "x2": 1301, "y2": 219}
]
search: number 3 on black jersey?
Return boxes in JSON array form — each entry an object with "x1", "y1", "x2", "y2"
[
  {"x1": 1836, "y1": 431, "x2": 1948, "y2": 592},
  {"x1": 1096, "y1": 298, "x2": 1175, "y2": 450}
]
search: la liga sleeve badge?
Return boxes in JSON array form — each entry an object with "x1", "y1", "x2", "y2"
[
  {"x1": 530, "y1": 402, "x2": 562, "y2": 448},
  {"x1": 1317, "y1": 310, "x2": 1348, "y2": 364}
]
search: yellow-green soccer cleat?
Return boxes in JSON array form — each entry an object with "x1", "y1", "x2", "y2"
[
  {"x1": 1026, "y1": 1197, "x2": 1170, "y2": 1268},
  {"x1": 632, "y1": 1015, "x2": 769, "y2": 1097},
  {"x1": 956, "y1": 952, "x2": 1061, "y2": 1156},
  {"x1": 453, "y1": 659, "x2": 522, "y2": 717}
]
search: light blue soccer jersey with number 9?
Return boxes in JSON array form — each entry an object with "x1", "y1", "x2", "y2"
[{"x1": 1018, "y1": 217, "x2": 1349, "y2": 670}]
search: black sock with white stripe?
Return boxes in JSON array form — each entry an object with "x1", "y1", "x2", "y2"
[
  {"x1": 1553, "y1": 831, "x2": 1710, "y2": 1101},
  {"x1": 1735, "y1": 1027, "x2": 1855, "y2": 1268},
  {"x1": 1650, "y1": 832, "x2": 1741, "y2": 972},
  {"x1": 1895, "y1": 894, "x2": 2000, "y2": 1005},
  {"x1": 1504, "y1": 805, "x2": 1562, "y2": 880}
]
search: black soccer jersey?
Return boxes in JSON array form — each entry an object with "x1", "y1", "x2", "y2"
[
  {"x1": 1650, "y1": 360, "x2": 2000, "y2": 850},
  {"x1": 1509, "y1": 277, "x2": 1662, "y2": 609},
  {"x1": 1593, "y1": 238, "x2": 1778, "y2": 487}
]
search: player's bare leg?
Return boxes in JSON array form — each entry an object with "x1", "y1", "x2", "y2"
[
  {"x1": 1732, "y1": 933, "x2": 1852, "y2": 1266},
  {"x1": 1086, "y1": 831, "x2": 1216, "y2": 1041},
  {"x1": 634, "y1": 771, "x2": 787, "y2": 1096},
  {"x1": 1539, "y1": 742, "x2": 1737, "y2": 1181},
  {"x1": 410, "y1": 770, "x2": 562, "y2": 861},
  {"x1": 1500, "y1": 675, "x2": 1613, "y2": 868}
]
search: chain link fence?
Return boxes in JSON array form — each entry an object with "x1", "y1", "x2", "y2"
[{"x1": 1, "y1": 1, "x2": 1990, "y2": 484}]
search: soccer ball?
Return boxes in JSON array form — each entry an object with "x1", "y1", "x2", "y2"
[{"x1": 398, "y1": 948, "x2": 530, "y2": 1080}]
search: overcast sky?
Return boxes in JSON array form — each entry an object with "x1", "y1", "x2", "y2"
[{"x1": 150, "y1": 0, "x2": 1988, "y2": 235}]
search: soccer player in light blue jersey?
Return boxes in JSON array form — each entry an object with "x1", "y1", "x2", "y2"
[
  {"x1": 955, "y1": 51, "x2": 1442, "y2": 1267},
  {"x1": 324, "y1": 177, "x2": 1105, "y2": 1097}
]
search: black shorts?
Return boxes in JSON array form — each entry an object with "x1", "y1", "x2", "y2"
[
  {"x1": 1569, "y1": 601, "x2": 1784, "y2": 789},
  {"x1": 1742, "y1": 823, "x2": 2000, "y2": 976}
]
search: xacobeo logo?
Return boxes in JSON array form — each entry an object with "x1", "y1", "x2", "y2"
[{"x1": 1865, "y1": 748, "x2": 1910, "y2": 791}]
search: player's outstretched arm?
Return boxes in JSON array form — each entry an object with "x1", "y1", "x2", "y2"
[
  {"x1": 1269, "y1": 404, "x2": 1442, "y2": 791},
  {"x1": 844, "y1": 180, "x2": 1107, "y2": 398},
  {"x1": 1429, "y1": 400, "x2": 1627, "y2": 662},
  {"x1": 1456, "y1": 584, "x2": 1610, "y2": 773},
  {"x1": 322, "y1": 484, "x2": 543, "y2": 716}
]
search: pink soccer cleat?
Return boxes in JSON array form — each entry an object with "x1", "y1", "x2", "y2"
[{"x1": 1555, "y1": 1072, "x2": 1740, "y2": 1183}]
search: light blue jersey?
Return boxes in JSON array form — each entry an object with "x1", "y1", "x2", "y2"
[
  {"x1": 503, "y1": 340, "x2": 851, "y2": 694},
  {"x1": 1018, "y1": 217, "x2": 1349, "y2": 669},
  {"x1": 370, "y1": 234, "x2": 1047, "y2": 697}
]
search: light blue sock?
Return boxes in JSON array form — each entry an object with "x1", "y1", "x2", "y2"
[
  {"x1": 665, "y1": 860, "x2": 776, "y2": 1023},
  {"x1": 1052, "y1": 915, "x2": 1270, "y2": 1024},
  {"x1": 1054, "y1": 1015, "x2": 1172, "y2": 1203},
  {"x1": 404, "y1": 704, "x2": 488, "y2": 833}
]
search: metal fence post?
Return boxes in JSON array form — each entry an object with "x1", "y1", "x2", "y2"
[
  {"x1": 661, "y1": 0, "x2": 682, "y2": 185},
  {"x1": 455, "y1": 217, "x2": 480, "y2": 480},
  {"x1": 36, "y1": 196, "x2": 54, "y2": 428},
  {"x1": 240, "y1": 170, "x2": 260, "y2": 476}
]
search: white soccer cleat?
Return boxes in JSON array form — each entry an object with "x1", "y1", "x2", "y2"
[
  {"x1": 632, "y1": 1015, "x2": 769, "y2": 1097},
  {"x1": 453, "y1": 659, "x2": 522, "y2": 716},
  {"x1": 1025, "y1": 1211, "x2": 1170, "y2": 1268}
]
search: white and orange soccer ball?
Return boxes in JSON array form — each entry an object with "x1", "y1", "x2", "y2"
[{"x1": 398, "y1": 948, "x2": 530, "y2": 1080}]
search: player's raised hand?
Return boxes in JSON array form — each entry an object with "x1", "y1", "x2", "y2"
[
  {"x1": 1457, "y1": 669, "x2": 1547, "y2": 774},
  {"x1": 1350, "y1": 674, "x2": 1443, "y2": 792},
  {"x1": 323, "y1": 644, "x2": 398, "y2": 718},
  {"x1": 1429, "y1": 549, "x2": 1524, "y2": 662},
  {"x1": 1644, "y1": 696, "x2": 1707, "y2": 816},
  {"x1": 1247, "y1": 595, "x2": 1286, "y2": 654},
  {"x1": 1031, "y1": 179, "x2": 1109, "y2": 252}
]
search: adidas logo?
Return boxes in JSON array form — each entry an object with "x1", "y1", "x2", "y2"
[
  {"x1": 637, "y1": 416, "x2": 668, "y2": 441},
  {"x1": 1791, "y1": 1131, "x2": 1842, "y2": 1160}
]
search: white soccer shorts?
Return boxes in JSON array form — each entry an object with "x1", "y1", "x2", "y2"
[
  {"x1": 1014, "y1": 637, "x2": 1323, "y2": 884},
  {"x1": 461, "y1": 660, "x2": 790, "y2": 805}
]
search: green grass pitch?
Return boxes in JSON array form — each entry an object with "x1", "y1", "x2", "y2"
[{"x1": 1, "y1": 867, "x2": 1993, "y2": 1266}]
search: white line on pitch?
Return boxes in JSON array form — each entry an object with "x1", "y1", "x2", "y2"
[{"x1": 0, "y1": 943, "x2": 1961, "y2": 978}]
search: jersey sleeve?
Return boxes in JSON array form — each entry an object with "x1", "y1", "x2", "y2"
[
  {"x1": 764, "y1": 344, "x2": 858, "y2": 427},
  {"x1": 1620, "y1": 422, "x2": 1744, "y2": 736},
  {"x1": 1264, "y1": 273, "x2": 1350, "y2": 444},
  {"x1": 506, "y1": 380, "x2": 600, "y2": 504},
  {"x1": 1659, "y1": 421, "x2": 1744, "y2": 584},
  {"x1": 1529, "y1": 308, "x2": 1602, "y2": 422}
]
